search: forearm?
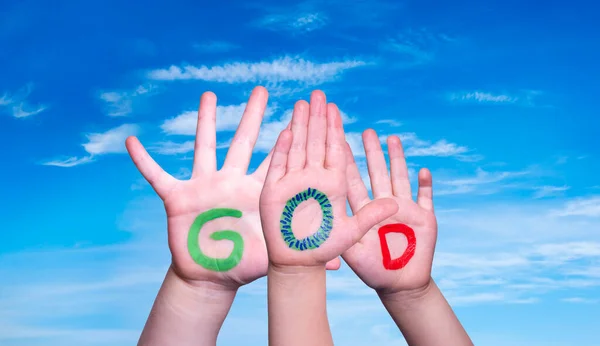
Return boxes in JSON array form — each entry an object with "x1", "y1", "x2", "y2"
[
  {"x1": 378, "y1": 279, "x2": 472, "y2": 346},
  {"x1": 138, "y1": 266, "x2": 237, "y2": 346},
  {"x1": 267, "y1": 265, "x2": 333, "y2": 346}
]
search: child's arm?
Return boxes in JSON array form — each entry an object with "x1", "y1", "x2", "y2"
[
  {"x1": 138, "y1": 267, "x2": 236, "y2": 345},
  {"x1": 259, "y1": 92, "x2": 398, "y2": 346},
  {"x1": 378, "y1": 280, "x2": 471, "y2": 346},
  {"x1": 342, "y1": 130, "x2": 472, "y2": 346},
  {"x1": 267, "y1": 265, "x2": 330, "y2": 346},
  {"x1": 126, "y1": 87, "x2": 273, "y2": 346}
]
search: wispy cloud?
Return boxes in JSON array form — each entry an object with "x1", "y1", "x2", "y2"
[
  {"x1": 385, "y1": 132, "x2": 478, "y2": 161},
  {"x1": 561, "y1": 297, "x2": 599, "y2": 304},
  {"x1": 83, "y1": 124, "x2": 139, "y2": 155},
  {"x1": 161, "y1": 103, "x2": 276, "y2": 136},
  {"x1": 381, "y1": 28, "x2": 454, "y2": 66},
  {"x1": 149, "y1": 140, "x2": 195, "y2": 155},
  {"x1": 0, "y1": 84, "x2": 48, "y2": 118},
  {"x1": 449, "y1": 91, "x2": 518, "y2": 104},
  {"x1": 256, "y1": 12, "x2": 328, "y2": 33},
  {"x1": 0, "y1": 93, "x2": 11, "y2": 105},
  {"x1": 347, "y1": 131, "x2": 475, "y2": 161},
  {"x1": 533, "y1": 185, "x2": 570, "y2": 199},
  {"x1": 375, "y1": 119, "x2": 402, "y2": 127},
  {"x1": 448, "y1": 90, "x2": 545, "y2": 106},
  {"x1": 147, "y1": 56, "x2": 367, "y2": 88},
  {"x1": 550, "y1": 196, "x2": 600, "y2": 217},
  {"x1": 432, "y1": 239, "x2": 600, "y2": 306},
  {"x1": 42, "y1": 124, "x2": 139, "y2": 167},
  {"x1": 42, "y1": 156, "x2": 95, "y2": 168},
  {"x1": 192, "y1": 41, "x2": 239, "y2": 53},
  {"x1": 404, "y1": 139, "x2": 469, "y2": 157},
  {"x1": 435, "y1": 167, "x2": 530, "y2": 195},
  {"x1": 99, "y1": 84, "x2": 156, "y2": 117}
]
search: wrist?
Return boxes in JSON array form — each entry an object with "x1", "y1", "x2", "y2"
[
  {"x1": 268, "y1": 263, "x2": 326, "y2": 294},
  {"x1": 268, "y1": 262, "x2": 326, "y2": 275},
  {"x1": 164, "y1": 266, "x2": 237, "y2": 316},
  {"x1": 377, "y1": 277, "x2": 436, "y2": 309}
]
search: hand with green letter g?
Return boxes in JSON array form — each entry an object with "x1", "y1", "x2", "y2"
[{"x1": 127, "y1": 87, "x2": 274, "y2": 289}]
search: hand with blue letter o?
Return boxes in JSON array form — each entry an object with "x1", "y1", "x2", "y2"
[{"x1": 259, "y1": 90, "x2": 399, "y2": 268}]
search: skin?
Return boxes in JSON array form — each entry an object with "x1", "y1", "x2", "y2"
[
  {"x1": 126, "y1": 87, "x2": 340, "y2": 346},
  {"x1": 260, "y1": 91, "x2": 399, "y2": 346},
  {"x1": 343, "y1": 129, "x2": 473, "y2": 346}
]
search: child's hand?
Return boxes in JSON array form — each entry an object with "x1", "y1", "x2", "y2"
[
  {"x1": 126, "y1": 87, "x2": 275, "y2": 289},
  {"x1": 259, "y1": 91, "x2": 398, "y2": 268},
  {"x1": 343, "y1": 129, "x2": 437, "y2": 294}
]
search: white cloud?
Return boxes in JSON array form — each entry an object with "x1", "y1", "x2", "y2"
[
  {"x1": 345, "y1": 132, "x2": 364, "y2": 157},
  {"x1": 349, "y1": 131, "x2": 475, "y2": 162},
  {"x1": 381, "y1": 28, "x2": 452, "y2": 66},
  {"x1": 83, "y1": 124, "x2": 139, "y2": 155},
  {"x1": 551, "y1": 196, "x2": 600, "y2": 217},
  {"x1": 42, "y1": 124, "x2": 139, "y2": 168},
  {"x1": 404, "y1": 139, "x2": 469, "y2": 157},
  {"x1": 533, "y1": 185, "x2": 570, "y2": 199},
  {"x1": 257, "y1": 12, "x2": 328, "y2": 33},
  {"x1": 435, "y1": 167, "x2": 529, "y2": 195},
  {"x1": 449, "y1": 91, "x2": 517, "y2": 104},
  {"x1": 561, "y1": 297, "x2": 598, "y2": 304},
  {"x1": 533, "y1": 242, "x2": 600, "y2": 263},
  {"x1": 42, "y1": 156, "x2": 95, "y2": 168},
  {"x1": 0, "y1": 93, "x2": 11, "y2": 105},
  {"x1": 10, "y1": 102, "x2": 48, "y2": 118},
  {"x1": 339, "y1": 110, "x2": 358, "y2": 124},
  {"x1": 1, "y1": 85, "x2": 48, "y2": 118},
  {"x1": 253, "y1": 111, "x2": 293, "y2": 153},
  {"x1": 99, "y1": 84, "x2": 156, "y2": 117},
  {"x1": 393, "y1": 132, "x2": 429, "y2": 147},
  {"x1": 382, "y1": 38, "x2": 433, "y2": 65},
  {"x1": 375, "y1": 119, "x2": 402, "y2": 127},
  {"x1": 161, "y1": 103, "x2": 276, "y2": 136},
  {"x1": 147, "y1": 56, "x2": 366, "y2": 86},
  {"x1": 149, "y1": 140, "x2": 195, "y2": 155}
]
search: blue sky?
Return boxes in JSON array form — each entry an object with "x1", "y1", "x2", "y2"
[{"x1": 1, "y1": 0, "x2": 600, "y2": 344}]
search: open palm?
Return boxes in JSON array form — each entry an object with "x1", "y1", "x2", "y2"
[
  {"x1": 260, "y1": 92, "x2": 398, "y2": 267},
  {"x1": 126, "y1": 87, "x2": 277, "y2": 288},
  {"x1": 343, "y1": 129, "x2": 437, "y2": 293}
]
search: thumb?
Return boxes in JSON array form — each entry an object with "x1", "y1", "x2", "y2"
[{"x1": 351, "y1": 198, "x2": 398, "y2": 234}]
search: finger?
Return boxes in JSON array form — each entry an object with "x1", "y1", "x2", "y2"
[
  {"x1": 324, "y1": 103, "x2": 346, "y2": 171},
  {"x1": 265, "y1": 129, "x2": 293, "y2": 185},
  {"x1": 325, "y1": 257, "x2": 341, "y2": 270},
  {"x1": 306, "y1": 90, "x2": 327, "y2": 167},
  {"x1": 351, "y1": 198, "x2": 398, "y2": 236},
  {"x1": 417, "y1": 168, "x2": 434, "y2": 211},
  {"x1": 387, "y1": 135, "x2": 412, "y2": 199},
  {"x1": 192, "y1": 91, "x2": 217, "y2": 177},
  {"x1": 223, "y1": 86, "x2": 269, "y2": 174},
  {"x1": 252, "y1": 122, "x2": 291, "y2": 182},
  {"x1": 126, "y1": 136, "x2": 177, "y2": 198},
  {"x1": 363, "y1": 129, "x2": 393, "y2": 198},
  {"x1": 345, "y1": 142, "x2": 370, "y2": 212},
  {"x1": 287, "y1": 100, "x2": 309, "y2": 172}
]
